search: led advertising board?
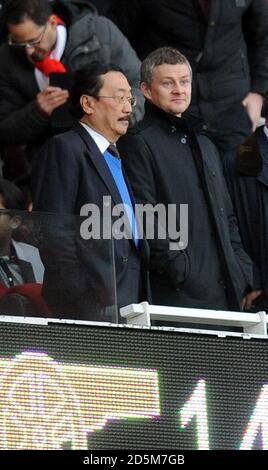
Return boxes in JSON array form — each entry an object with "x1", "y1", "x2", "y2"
[{"x1": 0, "y1": 320, "x2": 267, "y2": 450}]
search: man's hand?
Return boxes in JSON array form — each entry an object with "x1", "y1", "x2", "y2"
[
  {"x1": 242, "y1": 289, "x2": 263, "y2": 311},
  {"x1": 36, "y1": 86, "x2": 69, "y2": 116},
  {"x1": 242, "y1": 92, "x2": 263, "y2": 132}
]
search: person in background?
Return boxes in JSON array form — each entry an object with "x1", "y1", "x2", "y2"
[
  {"x1": 0, "y1": 178, "x2": 47, "y2": 315},
  {"x1": 110, "y1": 0, "x2": 268, "y2": 157},
  {"x1": 225, "y1": 98, "x2": 268, "y2": 312},
  {"x1": 0, "y1": 0, "x2": 143, "y2": 189}
]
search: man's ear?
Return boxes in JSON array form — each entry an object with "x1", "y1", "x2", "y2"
[
  {"x1": 141, "y1": 82, "x2": 152, "y2": 101},
  {"x1": 49, "y1": 14, "x2": 58, "y2": 28},
  {"x1": 9, "y1": 215, "x2": 22, "y2": 230},
  {"x1": 80, "y1": 95, "x2": 95, "y2": 115}
]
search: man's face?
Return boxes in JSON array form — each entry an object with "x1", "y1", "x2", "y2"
[
  {"x1": 82, "y1": 71, "x2": 133, "y2": 142},
  {"x1": 141, "y1": 63, "x2": 192, "y2": 116},
  {"x1": 8, "y1": 16, "x2": 57, "y2": 61}
]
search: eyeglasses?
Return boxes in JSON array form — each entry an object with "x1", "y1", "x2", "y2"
[
  {"x1": 8, "y1": 22, "x2": 47, "y2": 49},
  {"x1": 98, "y1": 95, "x2": 137, "y2": 107}
]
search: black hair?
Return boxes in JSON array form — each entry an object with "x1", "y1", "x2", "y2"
[
  {"x1": 0, "y1": 178, "x2": 27, "y2": 210},
  {"x1": 70, "y1": 63, "x2": 124, "y2": 119},
  {"x1": 3, "y1": 0, "x2": 52, "y2": 26}
]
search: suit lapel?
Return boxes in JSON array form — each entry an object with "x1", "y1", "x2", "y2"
[
  {"x1": 16, "y1": 259, "x2": 36, "y2": 284},
  {"x1": 73, "y1": 123, "x2": 143, "y2": 250}
]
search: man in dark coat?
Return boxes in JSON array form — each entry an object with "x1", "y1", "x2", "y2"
[
  {"x1": 0, "y1": 0, "x2": 143, "y2": 185},
  {"x1": 110, "y1": 0, "x2": 268, "y2": 154},
  {"x1": 32, "y1": 65, "x2": 149, "y2": 322},
  {"x1": 118, "y1": 47, "x2": 261, "y2": 312}
]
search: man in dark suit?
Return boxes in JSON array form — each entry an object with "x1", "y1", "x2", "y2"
[{"x1": 32, "y1": 65, "x2": 149, "y2": 322}]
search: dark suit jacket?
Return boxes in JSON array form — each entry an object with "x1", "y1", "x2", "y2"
[{"x1": 32, "y1": 123, "x2": 149, "y2": 321}]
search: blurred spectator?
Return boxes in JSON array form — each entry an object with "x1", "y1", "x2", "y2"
[
  {"x1": 32, "y1": 65, "x2": 149, "y2": 322},
  {"x1": 110, "y1": 0, "x2": 268, "y2": 154},
  {"x1": 0, "y1": 0, "x2": 143, "y2": 188},
  {"x1": 0, "y1": 1, "x2": 6, "y2": 44}
]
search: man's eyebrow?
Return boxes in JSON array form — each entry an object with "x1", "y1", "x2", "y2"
[
  {"x1": 116, "y1": 87, "x2": 132, "y2": 93},
  {"x1": 11, "y1": 33, "x2": 40, "y2": 43}
]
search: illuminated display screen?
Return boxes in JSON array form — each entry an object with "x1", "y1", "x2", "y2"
[{"x1": 0, "y1": 321, "x2": 267, "y2": 450}]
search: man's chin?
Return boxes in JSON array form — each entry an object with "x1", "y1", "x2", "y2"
[
  {"x1": 32, "y1": 55, "x2": 46, "y2": 61},
  {"x1": 119, "y1": 122, "x2": 129, "y2": 134},
  {"x1": 30, "y1": 50, "x2": 48, "y2": 61}
]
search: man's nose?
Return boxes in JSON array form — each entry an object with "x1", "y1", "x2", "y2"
[
  {"x1": 172, "y1": 82, "x2": 184, "y2": 93},
  {"x1": 122, "y1": 100, "x2": 132, "y2": 112}
]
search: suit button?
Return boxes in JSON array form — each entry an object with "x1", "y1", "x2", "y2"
[
  {"x1": 210, "y1": 21, "x2": 215, "y2": 27},
  {"x1": 180, "y1": 137, "x2": 187, "y2": 144},
  {"x1": 122, "y1": 256, "x2": 128, "y2": 263},
  {"x1": 175, "y1": 287, "x2": 180, "y2": 292}
]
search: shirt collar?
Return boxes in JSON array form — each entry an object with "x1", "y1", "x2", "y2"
[{"x1": 263, "y1": 125, "x2": 268, "y2": 140}]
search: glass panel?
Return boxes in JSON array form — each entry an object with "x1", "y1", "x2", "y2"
[{"x1": 0, "y1": 210, "x2": 118, "y2": 323}]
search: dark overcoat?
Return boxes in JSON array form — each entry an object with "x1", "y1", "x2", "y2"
[{"x1": 118, "y1": 102, "x2": 253, "y2": 311}]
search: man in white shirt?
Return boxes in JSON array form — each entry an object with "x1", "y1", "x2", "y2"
[
  {"x1": 227, "y1": 99, "x2": 268, "y2": 312},
  {"x1": 32, "y1": 64, "x2": 149, "y2": 322}
]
